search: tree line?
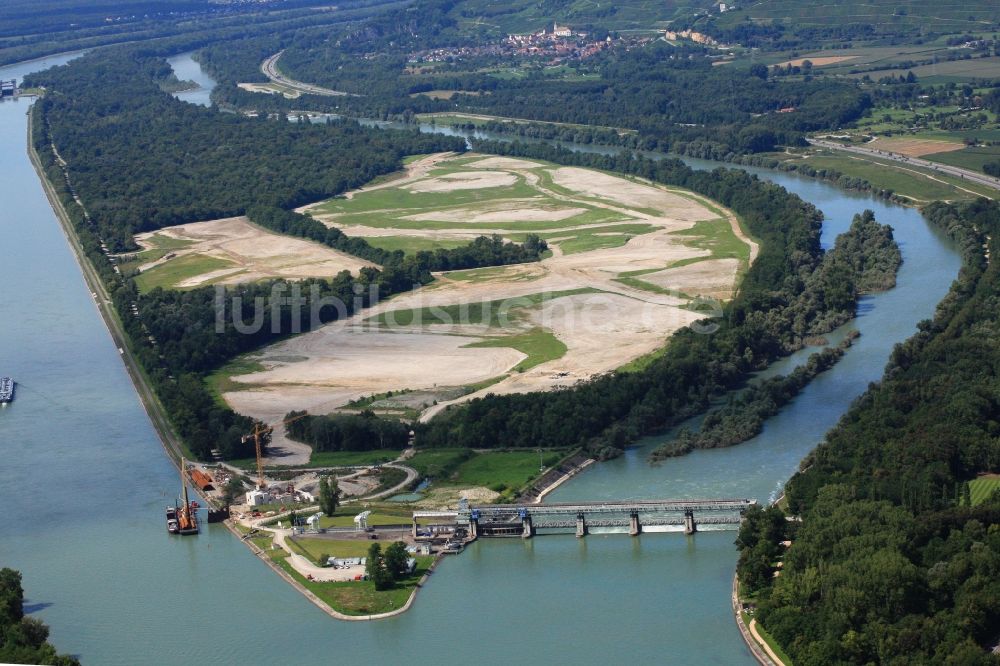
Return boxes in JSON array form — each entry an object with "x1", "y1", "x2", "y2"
[
  {"x1": 285, "y1": 410, "x2": 410, "y2": 452},
  {"x1": 247, "y1": 205, "x2": 547, "y2": 283},
  {"x1": 739, "y1": 198, "x2": 1000, "y2": 664}
]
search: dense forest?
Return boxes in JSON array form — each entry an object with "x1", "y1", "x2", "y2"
[
  {"x1": 26, "y1": 51, "x2": 464, "y2": 252},
  {"x1": 0, "y1": 568, "x2": 78, "y2": 666},
  {"x1": 26, "y1": 48, "x2": 547, "y2": 460},
  {"x1": 738, "y1": 199, "x2": 1000, "y2": 665},
  {"x1": 284, "y1": 410, "x2": 410, "y2": 452},
  {"x1": 415, "y1": 141, "x2": 898, "y2": 459}
]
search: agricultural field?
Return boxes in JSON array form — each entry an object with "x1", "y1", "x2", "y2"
[
  {"x1": 969, "y1": 475, "x2": 1000, "y2": 506},
  {"x1": 223, "y1": 153, "x2": 755, "y2": 438},
  {"x1": 925, "y1": 144, "x2": 1000, "y2": 173},
  {"x1": 127, "y1": 216, "x2": 374, "y2": 291},
  {"x1": 846, "y1": 56, "x2": 1000, "y2": 83},
  {"x1": 716, "y1": 1, "x2": 1000, "y2": 37}
]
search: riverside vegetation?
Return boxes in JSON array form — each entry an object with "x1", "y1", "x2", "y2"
[
  {"x1": 737, "y1": 199, "x2": 1000, "y2": 665},
  {"x1": 650, "y1": 210, "x2": 901, "y2": 459},
  {"x1": 0, "y1": 568, "x2": 77, "y2": 666}
]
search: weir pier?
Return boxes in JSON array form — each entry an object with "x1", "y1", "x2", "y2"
[{"x1": 413, "y1": 498, "x2": 755, "y2": 540}]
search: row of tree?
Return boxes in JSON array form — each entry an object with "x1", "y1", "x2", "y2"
[
  {"x1": 285, "y1": 411, "x2": 410, "y2": 453},
  {"x1": 738, "y1": 198, "x2": 1000, "y2": 664}
]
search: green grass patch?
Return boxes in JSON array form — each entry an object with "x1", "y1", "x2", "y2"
[
  {"x1": 970, "y1": 476, "x2": 1000, "y2": 506},
  {"x1": 270, "y1": 544, "x2": 432, "y2": 616},
  {"x1": 672, "y1": 218, "x2": 750, "y2": 263},
  {"x1": 308, "y1": 450, "x2": 403, "y2": 467},
  {"x1": 465, "y1": 327, "x2": 566, "y2": 372},
  {"x1": 800, "y1": 150, "x2": 996, "y2": 202},
  {"x1": 461, "y1": 374, "x2": 509, "y2": 392},
  {"x1": 450, "y1": 450, "x2": 561, "y2": 491},
  {"x1": 145, "y1": 233, "x2": 196, "y2": 250},
  {"x1": 405, "y1": 448, "x2": 475, "y2": 479},
  {"x1": 406, "y1": 447, "x2": 564, "y2": 490},
  {"x1": 313, "y1": 176, "x2": 540, "y2": 217},
  {"x1": 134, "y1": 253, "x2": 238, "y2": 291},
  {"x1": 925, "y1": 145, "x2": 1000, "y2": 175},
  {"x1": 443, "y1": 264, "x2": 543, "y2": 283},
  {"x1": 363, "y1": 235, "x2": 469, "y2": 255},
  {"x1": 313, "y1": 510, "x2": 413, "y2": 529},
  {"x1": 204, "y1": 357, "x2": 265, "y2": 408},
  {"x1": 371, "y1": 287, "x2": 598, "y2": 328}
]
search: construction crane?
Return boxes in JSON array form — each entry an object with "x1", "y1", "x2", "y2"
[{"x1": 244, "y1": 412, "x2": 312, "y2": 490}]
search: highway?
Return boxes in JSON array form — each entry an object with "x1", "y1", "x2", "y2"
[
  {"x1": 808, "y1": 138, "x2": 1000, "y2": 195},
  {"x1": 261, "y1": 50, "x2": 356, "y2": 97}
]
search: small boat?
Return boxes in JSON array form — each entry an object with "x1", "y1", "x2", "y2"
[
  {"x1": 165, "y1": 506, "x2": 179, "y2": 534},
  {"x1": 0, "y1": 377, "x2": 14, "y2": 404}
]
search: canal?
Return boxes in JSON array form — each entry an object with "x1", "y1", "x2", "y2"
[{"x1": 0, "y1": 52, "x2": 960, "y2": 665}]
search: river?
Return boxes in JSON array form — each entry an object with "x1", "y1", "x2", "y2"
[{"x1": 0, "y1": 52, "x2": 959, "y2": 665}]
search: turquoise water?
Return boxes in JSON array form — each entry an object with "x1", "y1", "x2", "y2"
[
  {"x1": 166, "y1": 52, "x2": 216, "y2": 107},
  {"x1": 0, "y1": 53, "x2": 960, "y2": 665}
]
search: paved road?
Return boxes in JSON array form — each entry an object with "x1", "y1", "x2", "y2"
[
  {"x1": 808, "y1": 138, "x2": 1000, "y2": 195},
  {"x1": 261, "y1": 51, "x2": 355, "y2": 97}
]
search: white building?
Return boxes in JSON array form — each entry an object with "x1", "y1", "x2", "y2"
[{"x1": 246, "y1": 490, "x2": 269, "y2": 507}]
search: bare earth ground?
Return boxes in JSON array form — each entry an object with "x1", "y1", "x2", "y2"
[
  {"x1": 134, "y1": 216, "x2": 374, "y2": 288},
  {"x1": 642, "y1": 258, "x2": 742, "y2": 300},
  {"x1": 867, "y1": 137, "x2": 967, "y2": 158},
  {"x1": 225, "y1": 154, "x2": 756, "y2": 446},
  {"x1": 772, "y1": 55, "x2": 857, "y2": 68}
]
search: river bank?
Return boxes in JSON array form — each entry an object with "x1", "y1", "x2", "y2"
[
  {"x1": 25, "y1": 104, "x2": 192, "y2": 471},
  {"x1": 0, "y1": 51, "x2": 963, "y2": 666}
]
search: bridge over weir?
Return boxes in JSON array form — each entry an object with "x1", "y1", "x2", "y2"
[{"x1": 412, "y1": 498, "x2": 755, "y2": 539}]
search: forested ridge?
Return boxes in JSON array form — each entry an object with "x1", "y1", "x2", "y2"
[
  {"x1": 415, "y1": 141, "x2": 898, "y2": 459},
  {"x1": 738, "y1": 199, "x2": 1000, "y2": 665}
]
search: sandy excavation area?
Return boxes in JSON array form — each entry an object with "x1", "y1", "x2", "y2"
[
  {"x1": 134, "y1": 216, "x2": 375, "y2": 289},
  {"x1": 641, "y1": 258, "x2": 742, "y2": 300},
  {"x1": 226, "y1": 153, "x2": 756, "y2": 435}
]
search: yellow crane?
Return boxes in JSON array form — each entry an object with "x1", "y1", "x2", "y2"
[{"x1": 245, "y1": 412, "x2": 312, "y2": 490}]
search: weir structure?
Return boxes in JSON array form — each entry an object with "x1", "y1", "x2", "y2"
[{"x1": 412, "y1": 499, "x2": 755, "y2": 539}]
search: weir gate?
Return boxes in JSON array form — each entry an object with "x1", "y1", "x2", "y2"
[{"x1": 413, "y1": 498, "x2": 756, "y2": 539}]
